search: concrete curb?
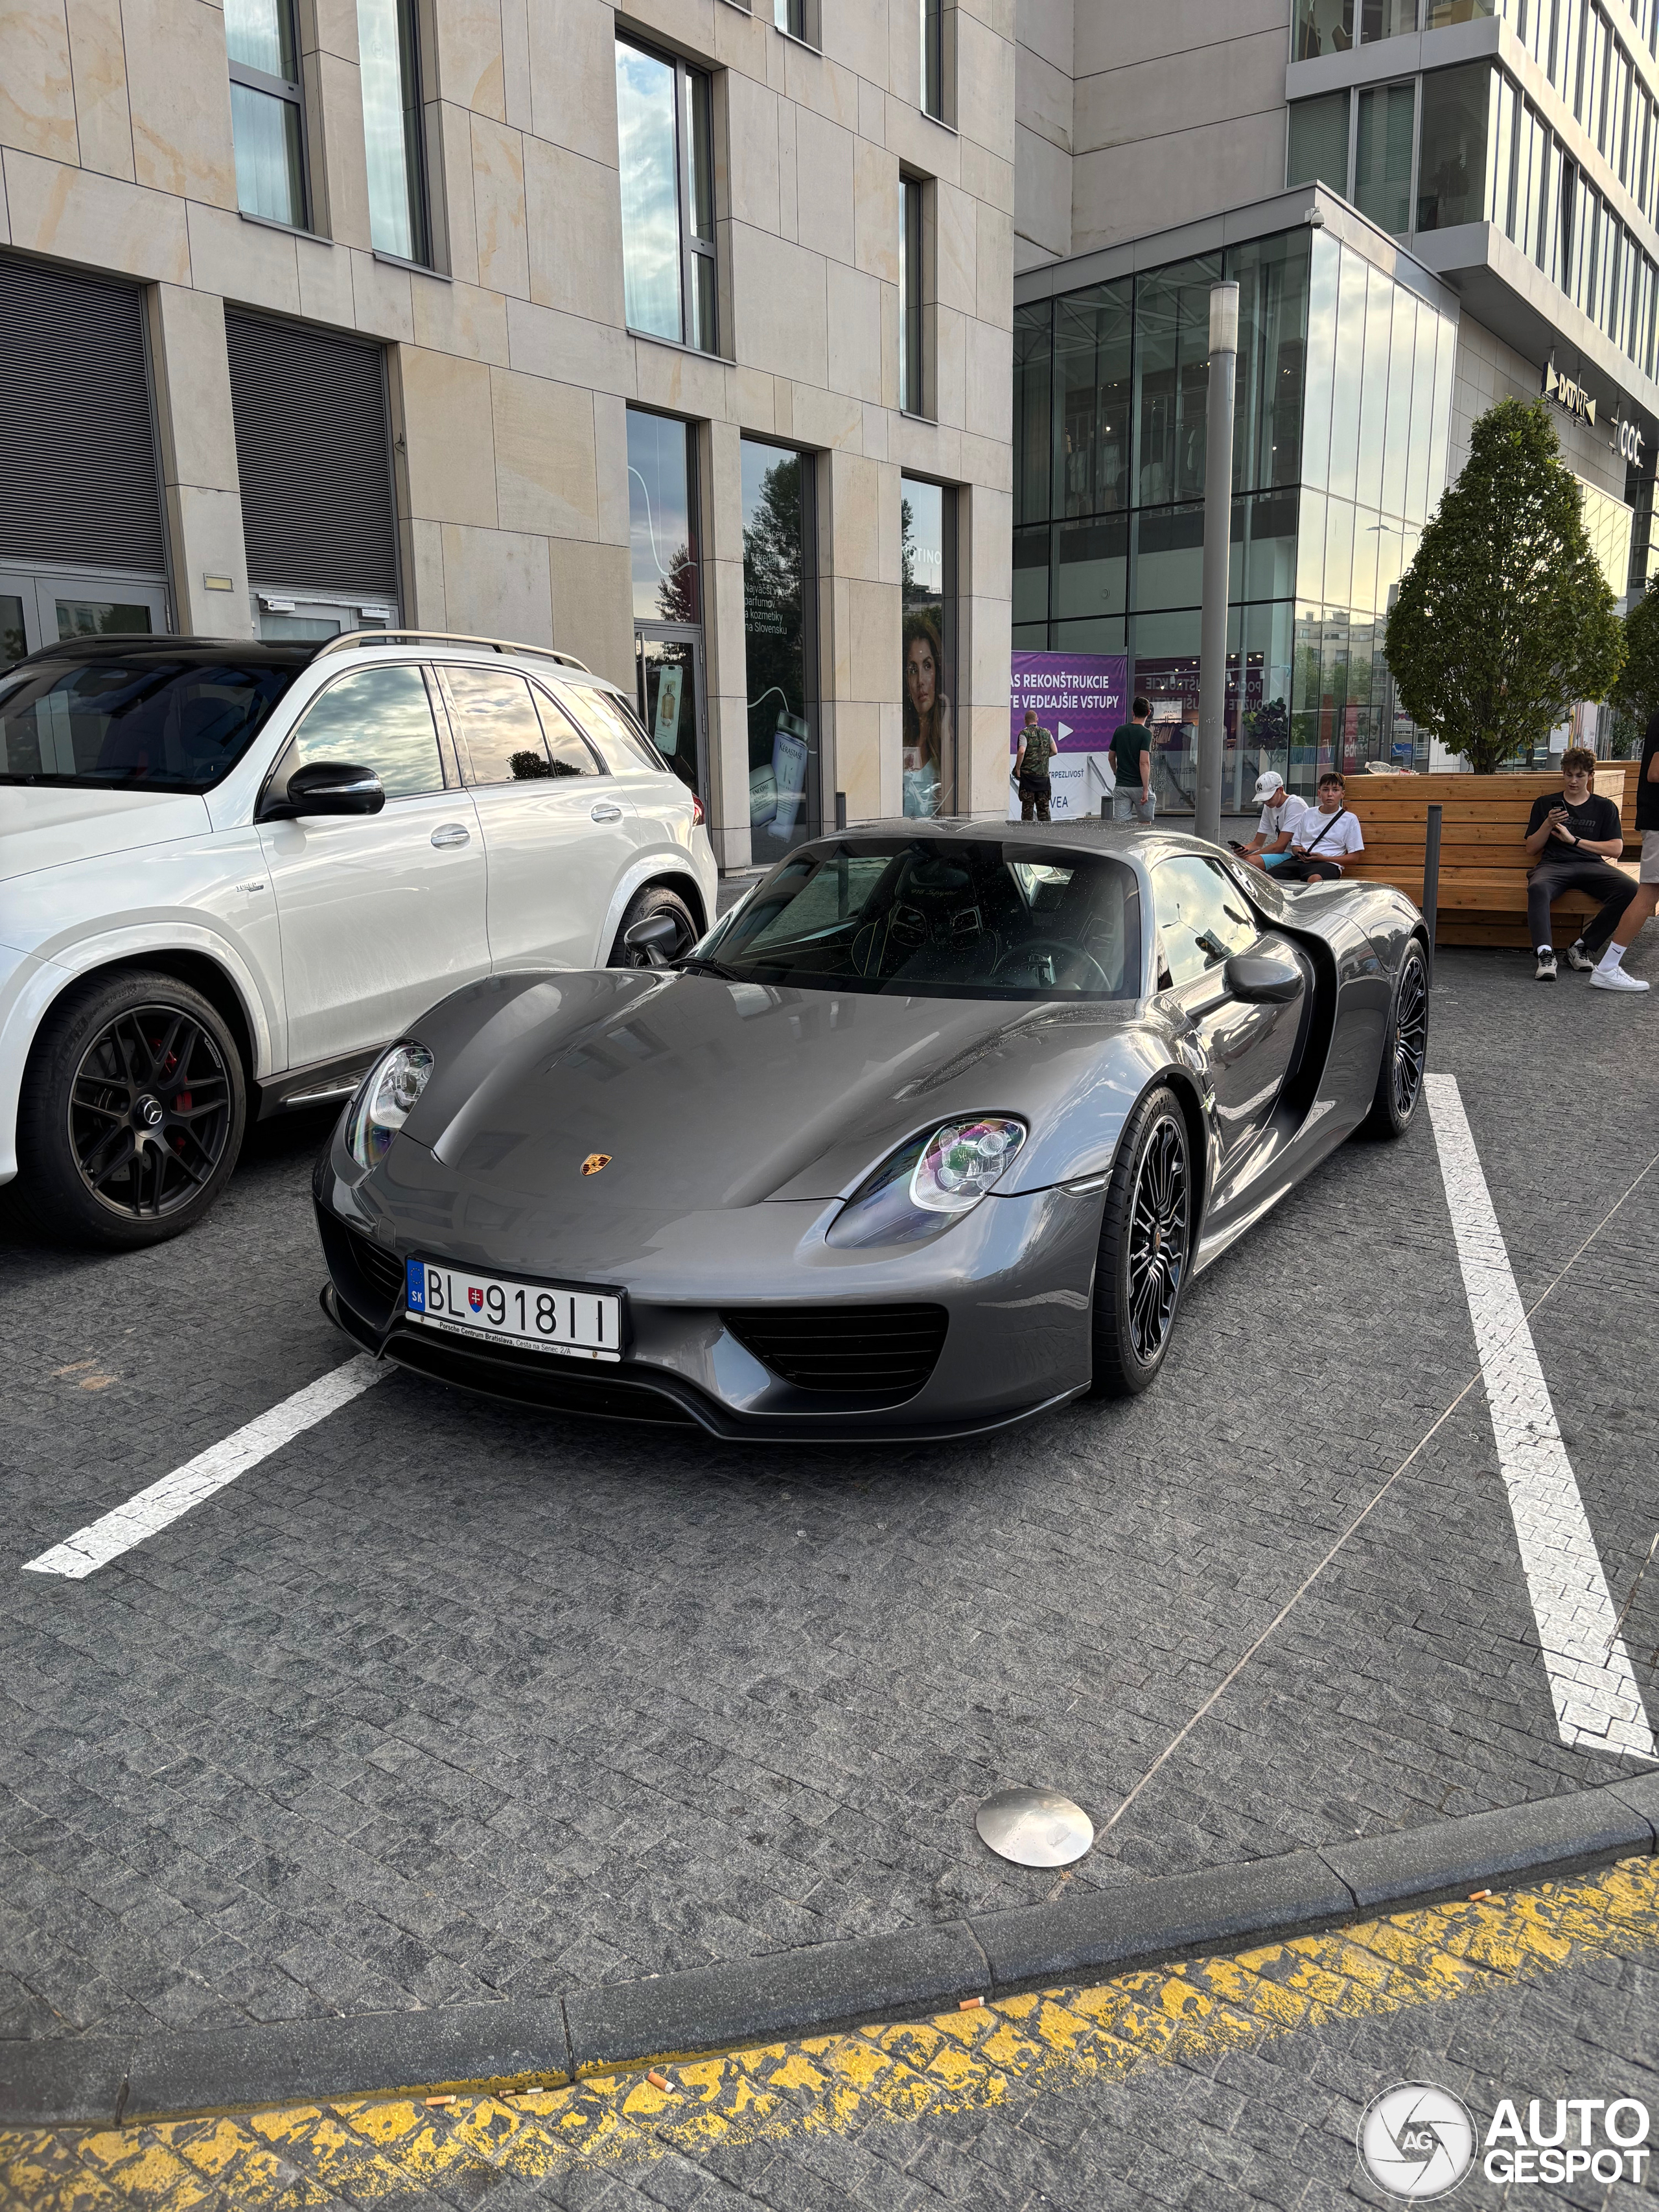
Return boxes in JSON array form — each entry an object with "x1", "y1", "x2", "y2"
[{"x1": 5, "y1": 1770, "x2": 1656, "y2": 2130}]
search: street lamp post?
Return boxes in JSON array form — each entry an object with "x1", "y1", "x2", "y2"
[{"x1": 1196, "y1": 281, "x2": 1239, "y2": 848}]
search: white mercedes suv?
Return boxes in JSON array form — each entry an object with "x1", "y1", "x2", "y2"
[{"x1": 0, "y1": 628, "x2": 717, "y2": 1248}]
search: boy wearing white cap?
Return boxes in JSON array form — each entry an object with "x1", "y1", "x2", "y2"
[{"x1": 1232, "y1": 770, "x2": 1308, "y2": 872}]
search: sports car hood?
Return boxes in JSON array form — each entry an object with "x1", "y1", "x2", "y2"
[{"x1": 397, "y1": 968, "x2": 1157, "y2": 1211}]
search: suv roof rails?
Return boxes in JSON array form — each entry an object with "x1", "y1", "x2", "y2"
[{"x1": 313, "y1": 629, "x2": 592, "y2": 674}]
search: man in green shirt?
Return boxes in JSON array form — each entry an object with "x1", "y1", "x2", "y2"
[
  {"x1": 1109, "y1": 696, "x2": 1155, "y2": 822},
  {"x1": 1014, "y1": 708, "x2": 1057, "y2": 822}
]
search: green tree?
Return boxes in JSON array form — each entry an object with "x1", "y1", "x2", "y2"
[
  {"x1": 1384, "y1": 397, "x2": 1624, "y2": 773},
  {"x1": 1610, "y1": 581, "x2": 1659, "y2": 733}
]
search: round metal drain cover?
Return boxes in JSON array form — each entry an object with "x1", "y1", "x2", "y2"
[{"x1": 975, "y1": 1785, "x2": 1094, "y2": 1868}]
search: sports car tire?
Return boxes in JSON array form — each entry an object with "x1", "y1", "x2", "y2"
[
  {"x1": 1360, "y1": 937, "x2": 1430, "y2": 1139},
  {"x1": 608, "y1": 883, "x2": 699, "y2": 968},
  {"x1": 1090, "y1": 1082, "x2": 1192, "y2": 1397},
  {"x1": 8, "y1": 968, "x2": 247, "y2": 1250}
]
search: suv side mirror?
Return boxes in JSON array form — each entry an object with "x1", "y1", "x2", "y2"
[
  {"x1": 1224, "y1": 951, "x2": 1302, "y2": 1003},
  {"x1": 261, "y1": 761, "x2": 386, "y2": 821},
  {"x1": 623, "y1": 913, "x2": 680, "y2": 967}
]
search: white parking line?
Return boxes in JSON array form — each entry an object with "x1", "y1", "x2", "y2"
[
  {"x1": 1426, "y1": 1073, "x2": 1656, "y2": 1762},
  {"x1": 21, "y1": 1356, "x2": 389, "y2": 1581}
]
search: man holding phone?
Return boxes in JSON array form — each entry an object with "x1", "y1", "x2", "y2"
[{"x1": 1523, "y1": 747, "x2": 1635, "y2": 981}]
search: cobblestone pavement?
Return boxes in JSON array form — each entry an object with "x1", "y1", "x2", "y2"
[
  {"x1": 1, "y1": 935, "x2": 1656, "y2": 2064},
  {"x1": 6, "y1": 1857, "x2": 1658, "y2": 2209}
]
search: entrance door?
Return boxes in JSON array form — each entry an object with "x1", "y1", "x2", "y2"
[
  {"x1": 635, "y1": 627, "x2": 706, "y2": 808},
  {"x1": 0, "y1": 566, "x2": 169, "y2": 671}
]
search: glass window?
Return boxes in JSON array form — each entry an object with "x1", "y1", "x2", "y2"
[
  {"x1": 901, "y1": 175, "x2": 925, "y2": 413},
  {"x1": 1324, "y1": 494, "x2": 1356, "y2": 609},
  {"x1": 531, "y1": 692, "x2": 602, "y2": 776},
  {"x1": 225, "y1": 0, "x2": 306, "y2": 227},
  {"x1": 901, "y1": 477, "x2": 954, "y2": 817},
  {"x1": 1133, "y1": 504, "x2": 1203, "y2": 611},
  {"x1": 743, "y1": 439, "x2": 817, "y2": 851},
  {"x1": 1424, "y1": 0, "x2": 1494, "y2": 20},
  {"x1": 1294, "y1": 0, "x2": 1356, "y2": 56},
  {"x1": 1356, "y1": 264, "x2": 1392, "y2": 511},
  {"x1": 1, "y1": 654, "x2": 300, "y2": 787},
  {"x1": 1299, "y1": 229, "x2": 1340, "y2": 493},
  {"x1": 1245, "y1": 488, "x2": 1299, "y2": 600},
  {"x1": 1014, "y1": 525, "x2": 1049, "y2": 628},
  {"x1": 1380, "y1": 290, "x2": 1415, "y2": 517},
  {"x1": 616, "y1": 38, "x2": 717, "y2": 352},
  {"x1": 0, "y1": 595, "x2": 25, "y2": 671},
  {"x1": 627, "y1": 408, "x2": 699, "y2": 623},
  {"x1": 1152, "y1": 856, "x2": 1260, "y2": 988},
  {"x1": 443, "y1": 666, "x2": 556, "y2": 784},
  {"x1": 1361, "y1": 0, "x2": 1417, "y2": 32},
  {"x1": 1417, "y1": 64, "x2": 1493, "y2": 231},
  {"x1": 1013, "y1": 302, "x2": 1052, "y2": 526},
  {"x1": 286, "y1": 664, "x2": 443, "y2": 797},
  {"x1": 1324, "y1": 245, "x2": 1366, "y2": 504},
  {"x1": 1133, "y1": 253, "x2": 1220, "y2": 507},
  {"x1": 1287, "y1": 93, "x2": 1350, "y2": 191},
  {"x1": 1229, "y1": 232, "x2": 1310, "y2": 493},
  {"x1": 1054, "y1": 515, "x2": 1128, "y2": 619},
  {"x1": 1297, "y1": 488, "x2": 1327, "y2": 600},
  {"x1": 1054, "y1": 279, "x2": 1133, "y2": 516},
  {"x1": 564, "y1": 684, "x2": 667, "y2": 772},
  {"x1": 704, "y1": 839, "x2": 1142, "y2": 1002},
  {"x1": 1354, "y1": 80, "x2": 1414, "y2": 233},
  {"x1": 922, "y1": 0, "x2": 944, "y2": 117},
  {"x1": 1487, "y1": 71, "x2": 1516, "y2": 226},
  {"x1": 358, "y1": 0, "x2": 426, "y2": 262}
]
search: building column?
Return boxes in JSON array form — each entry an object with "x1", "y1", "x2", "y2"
[
  {"x1": 822, "y1": 448, "x2": 901, "y2": 824},
  {"x1": 704, "y1": 419, "x2": 752, "y2": 869},
  {"x1": 146, "y1": 285, "x2": 255, "y2": 639},
  {"x1": 956, "y1": 481, "x2": 1012, "y2": 815}
]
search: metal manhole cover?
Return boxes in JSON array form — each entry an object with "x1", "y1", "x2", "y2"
[{"x1": 975, "y1": 1785, "x2": 1094, "y2": 1868}]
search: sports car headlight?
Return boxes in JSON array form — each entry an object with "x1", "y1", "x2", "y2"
[
  {"x1": 910, "y1": 1118, "x2": 1027, "y2": 1213},
  {"x1": 345, "y1": 1042, "x2": 434, "y2": 1169},
  {"x1": 827, "y1": 1115, "x2": 1027, "y2": 1248}
]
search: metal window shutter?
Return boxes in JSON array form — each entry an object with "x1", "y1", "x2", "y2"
[
  {"x1": 225, "y1": 311, "x2": 399, "y2": 601},
  {"x1": 0, "y1": 254, "x2": 166, "y2": 573}
]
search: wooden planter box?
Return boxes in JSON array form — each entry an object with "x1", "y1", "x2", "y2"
[{"x1": 1341, "y1": 764, "x2": 1636, "y2": 948}]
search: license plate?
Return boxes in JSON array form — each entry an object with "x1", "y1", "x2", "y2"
[{"x1": 404, "y1": 1259, "x2": 621, "y2": 1361}]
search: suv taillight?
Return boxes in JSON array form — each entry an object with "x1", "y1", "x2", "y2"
[{"x1": 691, "y1": 793, "x2": 705, "y2": 826}]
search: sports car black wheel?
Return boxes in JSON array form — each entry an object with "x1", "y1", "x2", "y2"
[
  {"x1": 1090, "y1": 1083, "x2": 1192, "y2": 1397},
  {"x1": 608, "y1": 883, "x2": 698, "y2": 968},
  {"x1": 9, "y1": 968, "x2": 246, "y2": 1249},
  {"x1": 1361, "y1": 937, "x2": 1429, "y2": 1139}
]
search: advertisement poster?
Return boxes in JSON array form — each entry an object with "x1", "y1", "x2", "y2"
[{"x1": 1008, "y1": 650, "x2": 1130, "y2": 821}]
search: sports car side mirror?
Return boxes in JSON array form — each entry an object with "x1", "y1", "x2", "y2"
[
  {"x1": 1224, "y1": 951, "x2": 1301, "y2": 1004},
  {"x1": 623, "y1": 913, "x2": 680, "y2": 966},
  {"x1": 261, "y1": 761, "x2": 386, "y2": 820}
]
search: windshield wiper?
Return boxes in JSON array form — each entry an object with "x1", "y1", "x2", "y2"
[{"x1": 671, "y1": 954, "x2": 743, "y2": 981}]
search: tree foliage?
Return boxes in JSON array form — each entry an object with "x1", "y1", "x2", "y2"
[
  {"x1": 1384, "y1": 398, "x2": 1624, "y2": 774},
  {"x1": 1610, "y1": 581, "x2": 1659, "y2": 729}
]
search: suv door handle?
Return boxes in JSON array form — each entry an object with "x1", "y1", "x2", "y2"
[
  {"x1": 430, "y1": 822, "x2": 471, "y2": 848},
  {"x1": 590, "y1": 800, "x2": 623, "y2": 823}
]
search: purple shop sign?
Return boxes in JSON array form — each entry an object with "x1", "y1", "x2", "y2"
[{"x1": 1008, "y1": 650, "x2": 1129, "y2": 821}]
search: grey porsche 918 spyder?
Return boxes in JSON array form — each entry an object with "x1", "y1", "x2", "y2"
[{"x1": 314, "y1": 820, "x2": 1428, "y2": 1439}]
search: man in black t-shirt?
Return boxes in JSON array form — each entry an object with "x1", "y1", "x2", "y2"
[
  {"x1": 1588, "y1": 716, "x2": 1659, "y2": 992},
  {"x1": 1108, "y1": 697, "x2": 1155, "y2": 822},
  {"x1": 1523, "y1": 747, "x2": 1635, "y2": 980}
]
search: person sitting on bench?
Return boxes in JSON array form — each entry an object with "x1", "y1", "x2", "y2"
[
  {"x1": 1278, "y1": 773, "x2": 1363, "y2": 883},
  {"x1": 1524, "y1": 747, "x2": 1636, "y2": 982},
  {"x1": 1233, "y1": 770, "x2": 1307, "y2": 872}
]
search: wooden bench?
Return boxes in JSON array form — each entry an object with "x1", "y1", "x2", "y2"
[{"x1": 1337, "y1": 765, "x2": 1637, "y2": 948}]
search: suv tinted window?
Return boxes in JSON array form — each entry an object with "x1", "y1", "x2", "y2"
[
  {"x1": 0, "y1": 657, "x2": 299, "y2": 789},
  {"x1": 283, "y1": 664, "x2": 445, "y2": 797},
  {"x1": 560, "y1": 683, "x2": 667, "y2": 772},
  {"x1": 443, "y1": 666, "x2": 563, "y2": 784}
]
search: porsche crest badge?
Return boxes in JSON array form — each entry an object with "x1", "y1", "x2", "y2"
[{"x1": 581, "y1": 1153, "x2": 612, "y2": 1176}]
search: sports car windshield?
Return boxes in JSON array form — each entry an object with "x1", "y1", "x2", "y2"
[
  {"x1": 699, "y1": 838, "x2": 1142, "y2": 1000},
  {"x1": 0, "y1": 656, "x2": 301, "y2": 789}
]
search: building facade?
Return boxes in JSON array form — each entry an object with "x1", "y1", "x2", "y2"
[
  {"x1": 0, "y1": 0, "x2": 1015, "y2": 863},
  {"x1": 1014, "y1": 0, "x2": 1657, "y2": 794}
]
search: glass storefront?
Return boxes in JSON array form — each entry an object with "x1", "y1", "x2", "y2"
[
  {"x1": 901, "y1": 478, "x2": 955, "y2": 815},
  {"x1": 1014, "y1": 225, "x2": 1457, "y2": 799},
  {"x1": 741, "y1": 437, "x2": 817, "y2": 852}
]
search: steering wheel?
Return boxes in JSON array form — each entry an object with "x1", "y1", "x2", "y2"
[{"x1": 991, "y1": 938, "x2": 1114, "y2": 992}]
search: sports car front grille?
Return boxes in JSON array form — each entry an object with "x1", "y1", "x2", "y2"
[
  {"x1": 384, "y1": 1325, "x2": 695, "y2": 1425},
  {"x1": 722, "y1": 1304, "x2": 949, "y2": 1397},
  {"x1": 349, "y1": 1228, "x2": 406, "y2": 1306}
]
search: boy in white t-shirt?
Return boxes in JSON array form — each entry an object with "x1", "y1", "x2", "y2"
[
  {"x1": 1233, "y1": 769, "x2": 1308, "y2": 873},
  {"x1": 1280, "y1": 772, "x2": 1364, "y2": 883}
]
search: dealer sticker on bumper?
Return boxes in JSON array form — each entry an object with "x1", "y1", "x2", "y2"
[{"x1": 405, "y1": 1259, "x2": 621, "y2": 1361}]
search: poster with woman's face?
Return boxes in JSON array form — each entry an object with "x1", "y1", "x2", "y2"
[{"x1": 901, "y1": 481, "x2": 952, "y2": 817}]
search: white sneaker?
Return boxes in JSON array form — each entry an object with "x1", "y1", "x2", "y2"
[
  {"x1": 1590, "y1": 965, "x2": 1649, "y2": 992},
  {"x1": 1535, "y1": 949, "x2": 1558, "y2": 981},
  {"x1": 1564, "y1": 940, "x2": 1594, "y2": 972}
]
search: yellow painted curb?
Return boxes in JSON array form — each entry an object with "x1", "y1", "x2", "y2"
[{"x1": 5, "y1": 1856, "x2": 1658, "y2": 2207}]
